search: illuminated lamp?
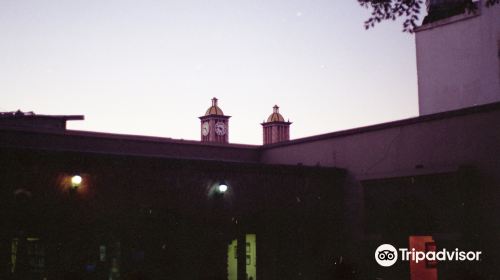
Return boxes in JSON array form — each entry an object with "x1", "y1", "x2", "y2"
[
  {"x1": 218, "y1": 183, "x2": 228, "y2": 193},
  {"x1": 71, "y1": 175, "x2": 82, "y2": 189}
]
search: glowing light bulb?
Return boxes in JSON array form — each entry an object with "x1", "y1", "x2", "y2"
[
  {"x1": 218, "y1": 184, "x2": 228, "y2": 193},
  {"x1": 71, "y1": 175, "x2": 82, "y2": 187}
]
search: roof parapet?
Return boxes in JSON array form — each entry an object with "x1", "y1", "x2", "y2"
[{"x1": 0, "y1": 110, "x2": 84, "y2": 131}]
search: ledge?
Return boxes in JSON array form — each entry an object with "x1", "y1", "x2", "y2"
[{"x1": 415, "y1": 9, "x2": 480, "y2": 32}]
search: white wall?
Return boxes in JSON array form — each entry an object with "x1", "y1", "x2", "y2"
[
  {"x1": 261, "y1": 109, "x2": 500, "y2": 181},
  {"x1": 416, "y1": 3, "x2": 500, "y2": 115}
]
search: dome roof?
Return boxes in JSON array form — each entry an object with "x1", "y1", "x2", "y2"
[
  {"x1": 205, "y1": 97, "x2": 224, "y2": 116},
  {"x1": 267, "y1": 105, "x2": 285, "y2": 122}
]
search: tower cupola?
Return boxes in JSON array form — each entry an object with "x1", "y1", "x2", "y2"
[
  {"x1": 205, "y1": 97, "x2": 224, "y2": 116},
  {"x1": 261, "y1": 105, "x2": 291, "y2": 145},
  {"x1": 267, "y1": 105, "x2": 285, "y2": 122}
]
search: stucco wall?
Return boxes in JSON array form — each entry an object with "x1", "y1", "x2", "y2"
[
  {"x1": 260, "y1": 107, "x2": 500, "y2": 181},
  {"x1": 416, "y1": 3, "x2": 500, "y2": 115}
]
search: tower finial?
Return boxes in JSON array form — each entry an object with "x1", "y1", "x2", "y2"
[
  {"x1": 273, "y1": 105, "x2": 279, "y2": 113},
  {"x1": 212, "y1": 97, "x2": 218, "y2": 106}
]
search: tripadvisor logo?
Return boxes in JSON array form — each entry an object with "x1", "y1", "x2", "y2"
[
  {"x1": 375, "y1": 244, "x2": 482, "y2": 267},
  {"x1": 375, "y1": 244, "x2": 398, "y2": 267}
]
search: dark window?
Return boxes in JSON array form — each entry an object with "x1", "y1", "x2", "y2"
[{"x1": 362, "y1": 171, "x2": 471, "y2": 236}]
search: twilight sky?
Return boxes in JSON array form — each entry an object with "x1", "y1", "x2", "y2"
[{"x1": 0, "y1": 0, "x2": 420, "y2": 145}]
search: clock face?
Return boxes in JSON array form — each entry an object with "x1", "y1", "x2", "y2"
[
  {"x1": 201, "y1": 122, "x2": 209, "y2": 136},
  {"x1": 215, "y1": 122, "x2": 226, "y2": 136}
]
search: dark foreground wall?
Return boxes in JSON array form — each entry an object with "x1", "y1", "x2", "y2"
[
  {"x1": 0, "y1": 147, "x2": 345, "y2": 280},
  {"x1": 0, "y1": 126, "x2": 260, "y2": 163}
]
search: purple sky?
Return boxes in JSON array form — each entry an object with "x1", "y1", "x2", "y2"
[{"x1": 1, "y1": 0, "x2": 420, "y2": 144}]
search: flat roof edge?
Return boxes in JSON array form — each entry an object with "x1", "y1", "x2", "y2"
[
  {"x1": 0, "y1": 125, "x2": 259, "y2": 150},
  {"x1": 0, "y1": 114, "x2": 84, "y2": 120},
  {"x1": 261, "y1": 101, "x2": 500, "y2": 149}
]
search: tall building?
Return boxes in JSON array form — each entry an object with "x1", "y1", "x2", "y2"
[
  {"x1": 261, "y1": 105, "x2": 291, "y2": 145},
  {"x1": 416, "y1": 0, "x2": 500, "y2": 115}
]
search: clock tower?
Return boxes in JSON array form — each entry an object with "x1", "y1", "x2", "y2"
[
  {"x1": 262, "y1": 105, "x2": 291, "y2": 145},
  {"x1": 200, "y1": 97, "x2": 230, "y2": 144}
]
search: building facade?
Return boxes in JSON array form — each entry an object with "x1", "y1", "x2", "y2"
[
  {"x1": 1, "y1": 2, "x2": 500, "y2": 279},
  {"x1": 1, "y1": 98, "x2": 499, "y2": 280},
  {"x1": 416, "y1": 1, "x2": 500, "y2": 115}
]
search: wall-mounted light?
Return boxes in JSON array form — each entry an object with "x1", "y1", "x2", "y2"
[
  {"x1": 71, "y1": 175, "x2": 82, "y2": 189},
  {"x1": 218, "y1": 183, "x2": 228, "y2": 193}
]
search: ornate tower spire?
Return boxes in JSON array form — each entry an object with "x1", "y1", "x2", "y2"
[
  {"x1": 261, "y1": 105, "x2": 291, "y2": 145},
  {"x1": 199, "y1": 97, "x2": 230, "y2": 144}
]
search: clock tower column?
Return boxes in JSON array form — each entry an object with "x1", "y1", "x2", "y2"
[{"x1": 199, "y1": 97, "x2": 230, "y2": 144}]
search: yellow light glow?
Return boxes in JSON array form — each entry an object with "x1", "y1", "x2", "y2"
[
  {"x1": 71, "y1": 175, "x2": 82, "y2": 187},
  {"x1": 246, "y1": 234, "x2": 257, "y2": 280},
  {"x1": 227, "y1": 239, "x2": 237, "y2": 280}
]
